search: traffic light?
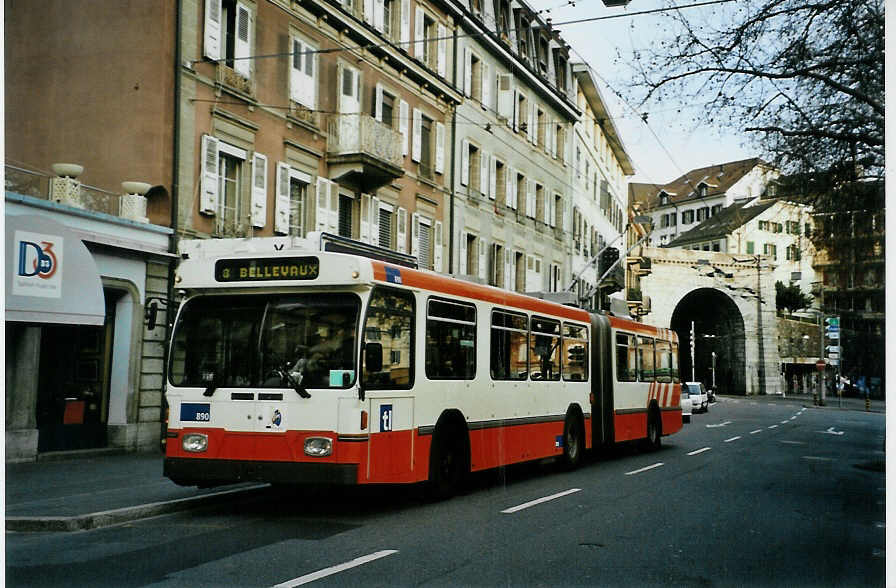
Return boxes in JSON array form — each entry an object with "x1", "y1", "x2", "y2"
[{"x1": 598, "y1": 247, "x2": 620, "y2": 276}]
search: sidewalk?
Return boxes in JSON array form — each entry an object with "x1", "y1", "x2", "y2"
[
  {"x1": 5, "y1": 451, "x2": 266, "y2": 532},
  {"x1": 736, "y1": 391, "x2": 886, "y2": 413}
]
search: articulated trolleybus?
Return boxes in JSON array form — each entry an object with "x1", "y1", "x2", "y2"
[{"x1": 164, "y1": 235, "x2": 682, "y2": 497}]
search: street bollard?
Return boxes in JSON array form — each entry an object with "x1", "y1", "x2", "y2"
[
  {"x1": 866, "y1": 397, "x2": 871, "y2": 411},
  {"x1": 813, "y1": 392, "x2": 818, "y2": 406}
]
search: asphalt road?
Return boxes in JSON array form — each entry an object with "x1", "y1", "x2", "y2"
[{"x1": 6, "y1": 397, "x2": 885, "y2": 587}]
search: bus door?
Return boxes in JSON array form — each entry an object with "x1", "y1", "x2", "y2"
[
  {"x1": 360, "y1": 286, "x2": 417, "y2": 482},
  {"x1": 589, "y1": 314, "x2": 614, "y2": 447}
]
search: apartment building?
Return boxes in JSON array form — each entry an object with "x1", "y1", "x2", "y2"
[
  {"x1": 449, "y1": 0, "x2": 579, "y2": 293},
  {"x1": 567, "y1": 63, "x2": 633, "y2": 308},
  {"x1": 182, "y1": 0, "x2": 462, "y2": 270},
  {"x1": 630, "y1": 158, "x2": 778, "y2": 247}
]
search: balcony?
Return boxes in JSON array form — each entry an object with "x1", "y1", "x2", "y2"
[{"x1": 327, "y1": 114, "x2": 404, "y2": 192}]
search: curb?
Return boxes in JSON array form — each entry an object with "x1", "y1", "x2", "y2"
[{"x1": 6, "y1": 483, "x2": 269, "y2": 533}]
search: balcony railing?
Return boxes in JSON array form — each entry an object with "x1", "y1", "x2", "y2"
[
  {"x1": 327, "y1": 113, "x2": 403, "y2": 169},
  {"x1": 6, "y1": 165, "x2": 120, "y2": 216}
]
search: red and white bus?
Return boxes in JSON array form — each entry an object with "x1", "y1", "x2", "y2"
[{"x1": 163, "y1": 235, "x2": 682, "y2": 497}]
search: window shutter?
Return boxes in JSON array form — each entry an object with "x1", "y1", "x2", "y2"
[
  {"x1": 200, "y1": 134, "x2": 219, "y2": 215},
  {"x1": 374, "y1": 0, "x2": 385, "y2": 31},
  {"x1": 434, "y1": 220, "x2": 443, "y2": 272},
  {"x1": 507, "y1": 167, "x2": 516, "y2": 209},
  {"x1": 490, "y1": 244, "x2": 499, "y2": 285},
  {"x1": 458, "y1": 233, "x2": 468, "y2": 275},
  {"x1": 411, "y1": 212, "x2": 420, "y2": 259},
  {"x1": 315, "y1": 176, "x2": 329, "y2": 231},
  {"x1": 478, "y1": 239, "x2": 487, "y2": 280},
  {"x1": 360, "y1": 193, "x2": 371, "y2": 243},
  {"x1": 414, "y1": 6, "x2": 424, "y2": 58},
  {"x1": 497, "y1": 73, "x2": 513, "y2": 119},
  {"x1": 251, "y1": 152, "x2": 267, "y2": 228},
  {"x1": 488, "y1": 155, "x2": 496, "y2": 200},
  {"x1": 528, "y1": 99, "x2": 536, "y2": 143},
  {"x1": 548, "y1": 124, "x2": 556, "y2": 157},
  {"x1": 397, "y1": 206, "x2": 408, "y2": 253},
  {"x1": 204, "y1": 0, "x2": 222, "y2": 60},
  {"x1": 411, "y1": 108, "x2": 422, "y2": 162},
  {"x1": 504, "y1": 249, "x2": 513, "y2": 290},
  {"x1": 290, "y1": 39, "x2": 302, "y2": 103},
  {"x1": 398, "y1": 99, "x2": 409, "y2": 156},
  {"x1": 526, "y1": 179, "x2": 535, "y2": 217},
  {"x1": 429, "y1": 121, "x2": 443, "y2": 174},
  {"x1": 481, "y1": 62, "x2": 491, "y2": 109},
  {"x1": 371, "y1": 197, "x2": 381, "y2": 246},
  {"x1": 463, "y1": 48, "x2": 472, "y2": 97},
  {"x1": 274, "y1": 162, "x2": 291, "y2": 234},
  {"x1": 234, "y1": 2, "x2": 252, "y2": 78},
  {"x1": 328, "y1": 181, "x2": 339, "y2": 233},
  {"x1": 460, "y1": 139, "x2": 469, "y2": 186},
  {"x1": 479, "y1": 149, "x2": 489, "y2": 197},
  {"x1": 375, "y1": 83, "x2": 384, "y2": 121},
  {"x1": 363, "y1": 0, "x2": 374, "y2": 25},
  {"x1": 437, "y1": 23, "x2": 447, "y2": 77},
  {"x1": 400, "y1": 0, "x2": 411, "y2": 48}
]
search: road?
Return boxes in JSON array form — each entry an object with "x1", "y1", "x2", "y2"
[{"x1": 6, "y1": 397, "x2": 885, "y2": 587}]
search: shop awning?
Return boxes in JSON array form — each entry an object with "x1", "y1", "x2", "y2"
[{"x1": 5, "y1": 215, "x2": 106, "y2": 325}]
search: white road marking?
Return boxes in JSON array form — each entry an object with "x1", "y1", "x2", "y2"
[
  {"x1": 625, "y1": 463, "x2": 665, "y2": 476},
  {"x1": 768, "y1": 425, "x2": 778, "y2": 429},
  {"x1": 781, "y1": 420, "x2": 789, "y2": 424},
  {"x1": 750, "y1": 429, "x2": 762, "y2": 435},
  {"x1": 687, "y1": 447, "x2": 711, "y2": 456},
  {"x1": 272, "y1": 550, "x2": 398, "y2": 587},
  {"x1": 819, "y1": 427, "x2": 845, "y2": 436},
  {"x1": 706, "y1": 420, "x2": 733, "y2": 428},
  {"x1": 802, "y1": 456, "x2": 833, "y2": 461},
  {"x1": 780, "y1": 440, "x2": 806, "y2": 445},
  {"x1": 790, "y1": 416, "x2": 797, "y2": 420},
  {"x1": 724, "y1": 436, "x2": 741, "y2": 443},
  {"x1": 501, "y1": 488, "x2": 582, "y2": 514}
]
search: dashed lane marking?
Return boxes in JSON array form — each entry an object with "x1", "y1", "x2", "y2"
[
  {"x1": 724, "y1": 436, "x2": 741, "y2": 443},
  {"x1": 501, "y1": 488, "x2": 582, "y2": 514},
  {"x1": 768, "y1": 425, "x2": 778, "y2": 429},
  {"x1": 624, "y1": 463, "x2": 665, "y2": 476},
  {"x1": 687, "y1": 447, "x2": 711, "y2": 456},
  {"x1": 272, "y1": 550, "x2": 399, "y2": 587},
  {"x1": 750, "y1": 429, "x2": 762, "y2": 435}
]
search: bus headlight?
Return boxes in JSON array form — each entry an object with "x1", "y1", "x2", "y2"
[
  {"x1": 304, "y1": 437, "x2": 333, "y2": 457},
  {"x1": 182, "y1": 433, "x2": 208, "y2": 453}
]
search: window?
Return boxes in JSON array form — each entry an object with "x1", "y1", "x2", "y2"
[
  {"x1": 490, "y1": 243, "x2": 506, "y2": 287},
  {"x1": 470, "y1": 53, "x2": 482, "y2": 102},
  {"x1": 553, "y1": 50, "x2": 567, "y2": 91},
  {"x1": 535, "y1": 183, "x2": 545, "y2": 222},
  {"x1": 213, "y1": 142, "x2": 248, "y2": 236},
  {"x1": 553, "y1": 193, "x2": 562, "y2": 228},
  {"x1": 421, "y1": 13, "x2": 437, "y2": 69},
  {"x1": 338, "y1": 193, "x2": 354, "y2": 238},
  {"x1": 362, "y1": 287, "x2": 415, "y2": 389},
  {"x1": 562, "y1": 323, "x2": 588, "y2": 381},
  {"x1": 420, "y1": 114, "x2": 433, "y2": 177},
  {"x1": 530, "y1": 317, "x2": 560, "y2": 381},
  {"x1": 425, "y1": 298, "x2": 476, "y2": 380},
  {"x1": 637, "y1": 336, "x2": 655, "y2": 382},
  {"x1": 373, "y1": 86, "x2": 395, "y2": 128},
  {"x1": 711, "y1": 204, "x2": 722, "y2": 216},
  {"x1": 536, "y1": 108, "x2": 545, "y2": 149},
  {"x1": 655, "y1": 339, "x2": 673, "y2": 383},
  {"x1": 289, "y1": 36, "x2": 316, "y2": 108},
  {"x1": 682, "y1": 210, "x2": 694, "y2": 224},
  {"x1": 287, "y1": 175, "x2": 308, "y2": 236},
  {"x1": 697, "y1": 183, "x2": 708, "y2": 198},
  {"x1": 206, "y1": 0, "x2": 252, "y2": 79},
  {"x1": 516, "y1": 92, "x2": 528, "y2": 135},
  {"x1": 659, "y1": 192, "x2": 668, "y2": 206},
  {"x1": 383, "y1": 0, "x2": 396, "y2": 38},
  {"x1": 491, "y1": 310, "x2": 528, "y2": 380},
  {"x1": 514, "y1": 251, "x2": 525, "y2": 291},
  {"x1": 696, "y1": 206, "x2": 709, "y2": 222},
  {"x1": 495, "y1": 159, "x2": 507, "y2": 207},
  {"x1": 764, "y1": 243, "x2": 777, "y2": 260},
  {"x1": 555, "y1": 125, "x2": 566, "y2": 163},
  {"x1": 786, "y1": 244, "x2": 801, "y2": 261},
  {"x1": 377, "y1": 203, "x2": 394, "y2": 248},
  {"x1": 615, "y1": 332, "x2": 637, "y2": 382}
]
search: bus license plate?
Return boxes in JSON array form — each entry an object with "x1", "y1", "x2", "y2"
[{"x1": 180, "y1": 403, "x2": 211, "y2": 422}]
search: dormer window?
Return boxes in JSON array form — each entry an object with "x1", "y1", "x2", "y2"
[
  {"x1": 553, "y1": 51, "x2": 567, "y2": 91},
  {"x1": 516, "y1": 14, "x2": 530, "y2": 60},
  {"x1": 659, "y1": 192, "x2": 669, "y2": 206},
  {"x1": 494, "y1": 0, "x2": 511, "y2": 38},
  {"x1": 537, "y1": 35, "x2": 549, "y2": 75},
  {"x1": 697, "y1": 182, "x2": 708, "y2": 198}
]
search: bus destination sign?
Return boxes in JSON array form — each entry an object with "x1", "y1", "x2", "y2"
[{"x1": 214, "y1": 256, "x2": 320, "y2": 282}]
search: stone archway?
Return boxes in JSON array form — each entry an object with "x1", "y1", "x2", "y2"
[{"x1": 671, "y1": 288, "x2": 746, "y2": 395}]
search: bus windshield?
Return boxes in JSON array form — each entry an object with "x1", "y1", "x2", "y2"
[{"x1": 169, "y1": 293, "x2": 359, "y2": 390}]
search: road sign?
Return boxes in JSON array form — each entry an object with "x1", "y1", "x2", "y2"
[
  {"x1": 826, "y1": 331, "x2": 840, "y2": 340},
  {"x1": 825, "y1": 317, "x2": 840, "y2": 327},
  {"x1": 828, "y1": 352, "x2": 840, "y2": 360},
  {"x1": 815, "y1": 359, "x2": 826, "y2": 371},
  {"x1": 826, "y1": 345, "x2": 840, "y2": 353},
  {"x1": 828, "y1": 359, "x2": 840, "y2": 366}
]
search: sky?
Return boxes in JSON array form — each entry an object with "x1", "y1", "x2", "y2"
[{"x1": 526, "y1": 0, "x2": 755, "y2": 186}]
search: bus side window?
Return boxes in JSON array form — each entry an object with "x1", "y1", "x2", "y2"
[
  {"x1": 615, "y1": 333, "x2": 637, "y2": 382},
  {"x1": 655, "y1": 339, "x2": 672, "y2": 383},
  {"x1": 491, "y1": 310, "x2": 528, "y2": 380},
  {"x1": 425, "y1": 298, "x2": 476, "y2": 380},
  {"x1": 671, "y1": 341, "x2": 680, "y2": 383},
  {"x1": 562, "y1": 323, "x2": 588, "y2": 382},
  {"x1": 362, "y1": 287, "x2": 415, "y2": 389},
  {"x1": 530, "y1": 316, "x2": 561, "y2": 381},
  {"x1": 638, "y1": 336, "x2": 655, "y2": 382}
]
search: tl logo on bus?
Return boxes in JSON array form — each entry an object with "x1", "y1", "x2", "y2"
[{"x1": 13, "y1": 231, "x2": 63, "y2": 299}]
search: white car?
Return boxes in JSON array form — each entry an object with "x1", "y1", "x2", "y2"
[
  {"x1": 684, "y1": 382, "x2": 709, "y2": 413},
  {"x1": 680, "y1": 385, "x2": 693, "y2": 423}
]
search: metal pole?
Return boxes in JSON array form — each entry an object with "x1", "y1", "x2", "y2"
[{"x1": 691, "y1": 321, "x2": 696, "y2": 382}]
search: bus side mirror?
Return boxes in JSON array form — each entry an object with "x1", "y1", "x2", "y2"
[{"x1": 364, "y1": 342, "x2": 383, "y2": 373}]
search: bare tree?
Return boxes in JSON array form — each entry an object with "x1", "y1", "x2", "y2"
[{"x1": 628, "y1": 0, "x2": 884, "y2": 210}]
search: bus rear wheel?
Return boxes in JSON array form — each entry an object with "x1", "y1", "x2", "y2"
[
  {"x1": 644, "y1": 408, "x2": 662, "y2": 451},
  {"x1": 561, "y1": 413, "x2": 584, "y2": 470},
  {"x1": 428, "y1": 425, "x2": 468, "y2": 500}
]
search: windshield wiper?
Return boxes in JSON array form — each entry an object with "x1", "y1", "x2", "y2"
[{"x1": 281, "y1": 360, "x2": 311, "y2": 399}]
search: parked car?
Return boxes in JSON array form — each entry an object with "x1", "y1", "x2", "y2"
[
  {"x1": 684, "y1": 381, "x2": 709, "y2": 413},
  {"x1": 680, "y1": 385, "x2": 693, "y2": 423}
]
